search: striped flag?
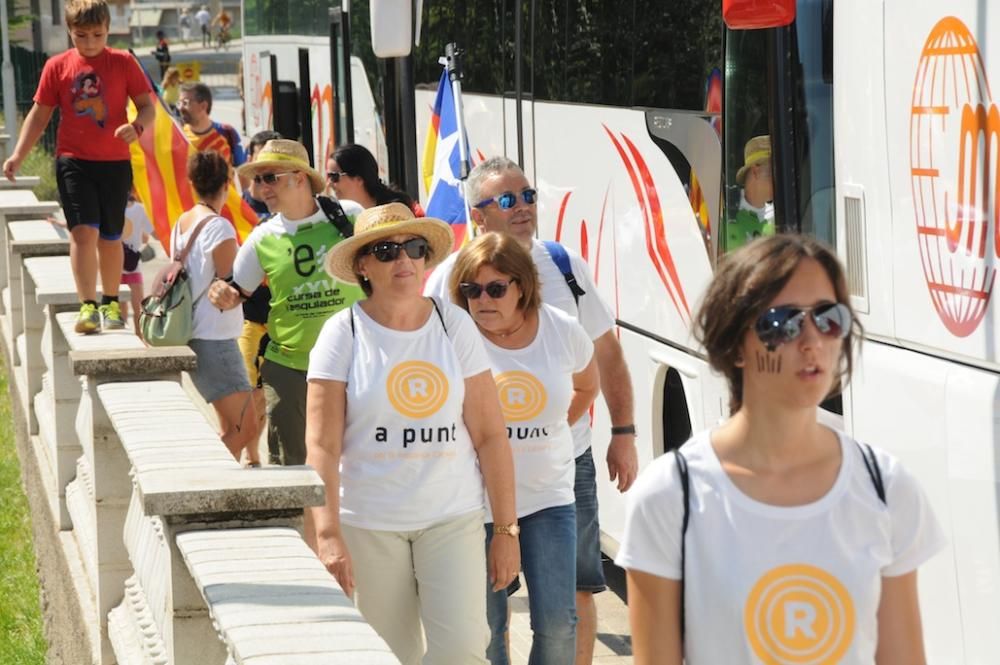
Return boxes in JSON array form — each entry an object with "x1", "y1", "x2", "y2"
[
  {"x1": 421, "y1": 68, "x2": 472, "y2": 249},
  {"x1": 126, "y1": 54, "x2": 258, "y2": 254}
]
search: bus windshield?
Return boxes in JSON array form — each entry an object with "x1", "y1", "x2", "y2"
[{"x1": 722, "y1": 0, "x2": 835, "y2": 251}]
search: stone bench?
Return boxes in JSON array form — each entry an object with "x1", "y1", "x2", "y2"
[
  {"x1": 95, "y1": 379, "x2": 330, "y2": 665},
  {"x1": 0, "y1": 199, "x2": 61, "y2": 317},
  {"x1": 62, "y1": 351, "x2": 197, "y2": 665},
  {"x1": 176, "y1": 527, "x2": 398, "y2": 664}
]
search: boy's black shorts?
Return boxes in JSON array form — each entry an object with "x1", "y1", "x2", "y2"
[{"x1": 56, "y1": 156, "x2": 132, "y2": 240}]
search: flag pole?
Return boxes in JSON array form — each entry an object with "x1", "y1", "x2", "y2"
[{"x1": 443, "y1": 43, "x2": 473, "y2": 237}]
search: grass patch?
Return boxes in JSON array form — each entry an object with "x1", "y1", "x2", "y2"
[
  {"x1": 0, "y1": 359, "x2": 47, "y2": 664},
  {"x1": 18, "y1": 145, "x2": 60, "y2": 204}
]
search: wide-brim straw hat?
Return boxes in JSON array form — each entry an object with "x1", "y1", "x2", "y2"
[
  {"x1": 236, "y1": 139, "x2": 326, "y2": 194},
  {"x1": 324, "y1": 202, "x2": 454, "y2": 284},
  {"x1": 736, "y1": 135, "x2": 771, "y2": 185}
]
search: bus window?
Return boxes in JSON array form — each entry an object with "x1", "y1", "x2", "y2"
[
  {"x1": 721, "y1": 0, "x2": 835, "y2": 253},
  {"x1": 243, "y1": 0, "x2": 337, "y2": 36},
  {"x1": 722, "y1": 27, "x2": 772, "y2": 253}
]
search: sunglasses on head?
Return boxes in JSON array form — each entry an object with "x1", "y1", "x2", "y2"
[
  {"x1": 327, "y1": 170, "x2": 348, "y2": 183},
  {"x1": 474, "y1": 188, "x2": 538, "y2": 210},
  {"x1": 458, "y1": 279, "x2": 516, "y2": 300},
  {"x1": 754, "y1": 302, "x2": 852, "y2": 351},
  {"x1": 253, "y1": 171, "x2": 297, "y2": 185},
  {"x1": 363, "y1": 237, "x2": 430, "y2": 263}
]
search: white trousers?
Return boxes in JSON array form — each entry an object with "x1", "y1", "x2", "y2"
[{"x1": 342, "y1": 510, "x2": 490, "y2": 665}]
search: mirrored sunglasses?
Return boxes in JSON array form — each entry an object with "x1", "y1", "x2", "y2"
[
  {"x1": 754, "y1": 302, "x2": 852, "y2": 351},
  {"x1": 474, "y1": 188, "x2": 538, "y2": 210},
  {"x1": 253, "y1": 171, "x2": 297, "y2": 185},
  {"x1": 458, "y1": 279, "x2": 517, "y2": 300},
  {"x1": 363, "y1": 237, "x2": 430, "y2": 263}
]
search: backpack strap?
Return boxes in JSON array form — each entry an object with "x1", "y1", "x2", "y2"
[
  {"x1": 349, "y1": 298, "x2": 448, "y2": 339},
  {"x1": 856, "y1": 441, "x2": 887, "y2": 505},
  {"x1": 673, "y1": 449, "x2": 690, "y2": 640},
  {"x1": 173, "y1": 214, "x2": 216, "y2": 264},
  {"x1": 317, "y1": 196, "x2": 355, "y2": 240},
  {"x1": 542, "y1": 240, "x2": 585, "y2": 306}
]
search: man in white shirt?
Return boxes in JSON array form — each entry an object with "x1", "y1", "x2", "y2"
[
  {"x1": 424, "y1": 157, "x2": 638, "y2": 665},
  {"x1": 195, "y1": 5, "x2": 212, "y2": 47}
]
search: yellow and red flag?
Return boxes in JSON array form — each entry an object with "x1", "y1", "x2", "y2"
[{"x1": 127, "y1": 54, "x2": 258, "y2": 255}]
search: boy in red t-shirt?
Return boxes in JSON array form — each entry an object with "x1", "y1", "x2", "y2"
[{"x1": 2, "y1": 0, "x2": 155, "y2": 334}]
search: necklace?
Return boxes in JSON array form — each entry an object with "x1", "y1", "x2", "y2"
[
  {"x1": 483, "y1": 315, "x2": 526, "y2": 340},
  {"x1": 196, "y1": 200, "x2": 219, "y2": 214}
]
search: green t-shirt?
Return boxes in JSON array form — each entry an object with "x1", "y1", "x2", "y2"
[
  {"x1": 725, "y1": 207, "x2": 775, "y2": 252},
  {"x1": 233, "y1": 208, "x2": 365, "y2": 371}
]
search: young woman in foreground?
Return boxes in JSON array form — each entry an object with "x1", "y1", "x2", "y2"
[{"x1": 616, "y1": 234, "x2": 945, "y2": 664}]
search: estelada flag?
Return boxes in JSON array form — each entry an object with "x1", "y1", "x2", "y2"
[
  {"x1": 126, "y1": 53, "x2": 258, "y2": 254},
  {"x1": 421, "y1": 68, "x2": 473, "y2": 249}
]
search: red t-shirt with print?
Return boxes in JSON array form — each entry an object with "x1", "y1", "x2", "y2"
[{"x1": 34, "y1": 47, "x2": 151, "y2": 161}]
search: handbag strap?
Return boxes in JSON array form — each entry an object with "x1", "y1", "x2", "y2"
[{"x1": 172, "y1": 214, "x2": 217, "y2": 263}]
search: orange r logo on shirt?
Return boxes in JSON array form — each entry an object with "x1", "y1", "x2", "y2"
[
  {"x1": 744, "y1": 563, "x2": 855, "y2": 664},
  {"x1": 494, "y1": 371, "x2": 547, "y2": 422},
  {"x1": 387, "y1": 361, "x2": 449, "y2": 419}
]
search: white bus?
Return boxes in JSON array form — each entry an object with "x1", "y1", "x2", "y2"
[{"x1": 244, "y1": 1, "x2": 1000, "y2": 660}]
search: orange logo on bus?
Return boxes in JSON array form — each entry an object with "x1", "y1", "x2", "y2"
[
  {"x1": 387, "y1": 361, "x2": 449, "y2": 419},
  {"x1": 744, "y1": 564, "x2": 855, "y2": 664},
  {"x1": 910, "y1": 16, "x2": 996, "y2": 337}
]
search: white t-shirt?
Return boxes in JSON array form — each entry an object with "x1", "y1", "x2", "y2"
[
  {"x1": 307, "y1": 299, "x2": 491, "y2": 531},
  {"x1": 424, "y1": 238, "x2": 615, "y2": 456},
  {"x1": 195, "y1": 9, "x2": 210, "y2": 26},
  {"x1": 173, "y1": 215, "x2": 242, "y2": 341},
  {"x1": 615, "y1": 430, "x2": 947, "y2": 665},
  {"x1": 123, "y1": 201, "x2": 154, "y2": 276},
  {"x1": 482, "y1": 304, "x2": 593, "y2": 520}
]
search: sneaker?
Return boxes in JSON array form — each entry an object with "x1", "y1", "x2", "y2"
[
  {"x1": 74, "y1": 303, "x2": 100, "y2": 334},
  {"x1": 99, "y1": 301, "x2": 126, "y2": 330}
]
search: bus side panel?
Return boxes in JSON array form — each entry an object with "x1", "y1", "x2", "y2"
[
  {"x1": 595, "y1": 326, "x2": 726, "y2": 553},
  {"x1": 833, "y1": 0, "x2": 896, "y2": 339},
  {"x1": 531, "y1": 101, "x2": 714, "y2": 349},
  {"x1": 883, "y1": 1, "x2": 1000, "y2": 369},
  {"x1": 848, "y1": 340, "x2": 1000, "y2": 662}
]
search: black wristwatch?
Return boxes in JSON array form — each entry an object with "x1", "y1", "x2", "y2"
[{"x1": 611, "y1": 424, "x2": 636, "y2": 436}]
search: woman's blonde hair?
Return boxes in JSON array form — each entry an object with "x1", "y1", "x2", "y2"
[
  {"x1": 694, "y1": 234, "x2": 862, "y2": 414},
  {"x1": 450, "y1": 232, "x2": 541, "y2": 313}
]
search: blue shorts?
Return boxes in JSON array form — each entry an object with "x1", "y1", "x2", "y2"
[
  {"x1": 574, "y1": 447, "x2": 606, "y2": 593},
  {"x1": 188, "y1": 338, "x2": 252, "y2": 403}
]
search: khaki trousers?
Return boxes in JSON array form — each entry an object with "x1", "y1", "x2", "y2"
[{"x1": 342, "y1": 510, "x2": 490, "y2": 665}]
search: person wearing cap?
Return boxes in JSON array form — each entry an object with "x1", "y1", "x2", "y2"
[
  {"x1": 207, "y1": 139, "x2": 365, "y2": 467},
  {"x1": 726, "y1": 135, "x2": 775, "y2": 252},
  {"x1": 306, "y1": 202, "x2": 519, "y2": 665}
]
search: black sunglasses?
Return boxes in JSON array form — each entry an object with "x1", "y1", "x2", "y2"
[
  {"x1": 755, "y1": 302, "x2": 852, "y2": 351},
  {"x1": 327, "y1": 170, "x2": 348, "y2": 183},
  {"x1": 458, "y1": 279, "x2": 517, "y2": 300},
  {"x1": 253, "y1": 171, "x2": 297, "y2": 185},
  {"x1": 474, "y1": 188, "x2": 538, "y2": 210},
  {"x1": 363, "y1": 237, "x2": 430, "y2": 263}
]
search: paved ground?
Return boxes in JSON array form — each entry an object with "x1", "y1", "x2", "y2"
[{"x1": 139, "y1": 50, "x2": 636, "y2": 664}]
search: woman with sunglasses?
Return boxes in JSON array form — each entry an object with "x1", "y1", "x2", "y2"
[
  {"x1": 306, "y1": 203, "x2": 518, "y2": 665},
  {"x1": 451, "y1": 232, "x2": 599, "y2": 665},
  {"x1": 616, "y1": 235, "x2": 945, "y2": 665},
  {"x1": 326, "y1": 143, "x2": 424, "y2": 214}
]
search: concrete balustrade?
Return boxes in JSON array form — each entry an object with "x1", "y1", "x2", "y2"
[{"x1": 0, "y1": 188, "x2": 398, "y2": 664}]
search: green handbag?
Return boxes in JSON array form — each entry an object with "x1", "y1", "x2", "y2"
[{"x1": 139, "y1": 215, "x2": 214, "y2": 346}]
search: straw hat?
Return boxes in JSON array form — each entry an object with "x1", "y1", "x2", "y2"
[
  {"x1": 736, "y1": 135, "x2": 771, "y2": 185},
  {"x1": 324, "y1": 202, "x2": 454, "y2": 284},
  {"x1": 236, "y1": 139, "x2": 326, "y2": 194}
]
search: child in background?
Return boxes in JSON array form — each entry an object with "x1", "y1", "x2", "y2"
[
  {"x1": 2, "y1": 0, "x2": 155, "y2": 334},
  {"x1": 161, "y1": 66, "x2": 181, "y2": 115},
  {"x1": 121, "y1": 193, "x2": 153, "y2": 335},
  {"x1": 153, "y1": 29, "x2": 171, "y2": 79}
]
